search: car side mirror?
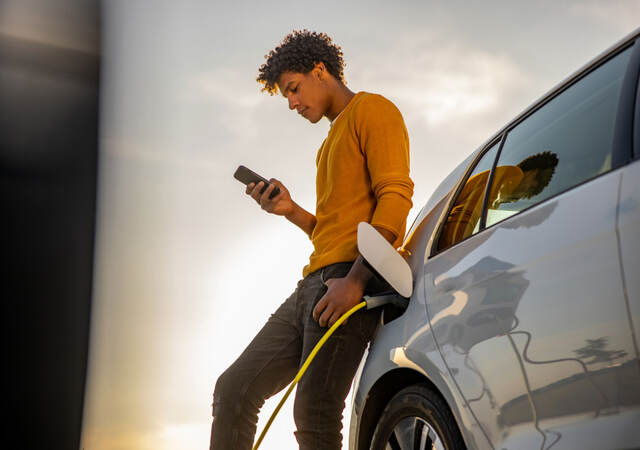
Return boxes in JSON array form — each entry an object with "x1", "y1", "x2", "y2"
[{"x1": 357, "y1": 222, "x2": 413, "y2": 298}]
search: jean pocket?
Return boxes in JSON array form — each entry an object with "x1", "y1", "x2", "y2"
[
  {"x1": 320, "y1": 263, "x2": 353, "y2": 284},
  {"x1": 299, "y1": 281, "x2": 328, "y2": 323}
]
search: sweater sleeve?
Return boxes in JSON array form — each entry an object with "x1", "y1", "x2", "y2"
[{"x1": 356, "y1": 95, "x2": 414, "y2": 242}]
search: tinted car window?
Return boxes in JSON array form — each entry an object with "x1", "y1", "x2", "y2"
[
  {"x1": 438, "y1": 142, "x2": 499, "y2": 251},
  {"x1": 485, "y1": 46, "x2": 633, "y2": 227}
]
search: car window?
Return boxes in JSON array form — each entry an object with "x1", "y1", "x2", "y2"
[
  {"x1": 437, "y1": 142, "x2": 500, "y2": 251},
  {"x1": 485, "y1": 46, "x2": 633, "y2": 227}
]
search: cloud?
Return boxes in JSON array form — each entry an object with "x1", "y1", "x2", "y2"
[
  {"x1": 184, "y1": 68, "x2": 270, "y2": 140},
  {"x1": 193, "y1": 68, "x2": 265, "y2": 109},
  {"x1": 396, "y1": 50, "x2": 527, "y2": 127},
  {"x1": 569, "y1": 0, "x2": 640, "y2": 33},
  {"x1": 351, "y1": 33, "x2": 531, "y2": 128}
]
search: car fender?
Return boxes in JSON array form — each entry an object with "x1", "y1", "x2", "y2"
[{"x1": 349, "y1": 271, "x2": 493, "y2": 450}]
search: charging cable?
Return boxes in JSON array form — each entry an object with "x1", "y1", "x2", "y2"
[{"x1": 252, "y1": 293, "x2": 405, "y2": 450}]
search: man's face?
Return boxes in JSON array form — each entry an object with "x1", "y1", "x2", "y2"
[{"x1": 278, "y1": 65, "x2": 330, "y2": 123}]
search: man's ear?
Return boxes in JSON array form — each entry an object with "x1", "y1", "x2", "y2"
[{"x1": 313, "y1": 62, "x2": 326, "y2": 80}]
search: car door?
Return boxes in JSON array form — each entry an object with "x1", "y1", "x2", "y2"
[
  {"x1": 617, "y1": 158, "x2": 640, "y2": 399},
  {"x1": 424, "y1": 43, "x2": 640, "y2": 449}
]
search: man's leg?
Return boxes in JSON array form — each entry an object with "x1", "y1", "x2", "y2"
[
  {"x1": 292, "y1": 264, "x2": 382, "y2": 450},
  {"x1": 210, "y1": 289, "x2": 302, "y2": 450}
]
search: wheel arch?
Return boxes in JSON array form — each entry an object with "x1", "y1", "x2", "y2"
[{"x1": 355, "y1": 368, "x2": 459, "y2": 450}]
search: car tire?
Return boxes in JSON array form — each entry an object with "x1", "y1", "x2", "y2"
[{"x1": 369, "y1": 384, "x2": 466, "y2": 450}]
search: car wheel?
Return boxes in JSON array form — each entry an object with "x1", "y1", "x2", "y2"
[{"x1": 369, "y1": 384, "x2": 465, "y2": 450}]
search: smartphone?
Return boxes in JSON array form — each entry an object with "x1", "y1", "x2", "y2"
[{"x1": 233, "y1": 165, "x2": 281, "y2": 199}]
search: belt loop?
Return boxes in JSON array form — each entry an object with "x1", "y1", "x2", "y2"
[{"x1": 320, "y1": 267, "x2": 326, "y2": 285}]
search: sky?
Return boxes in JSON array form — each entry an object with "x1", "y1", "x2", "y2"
[{"x1": 78, "y1": 1, "x2": 639, "y2": 449}]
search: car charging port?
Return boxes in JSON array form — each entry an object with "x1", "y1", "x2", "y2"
[{"x1": 364, "y1": 293, "x2": 409, "y2": 324}]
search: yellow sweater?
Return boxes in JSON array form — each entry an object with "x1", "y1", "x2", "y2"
[
  {"x1": 439, "y1": 166, "x2": 523, "y2": 249},
  {"x1": 302, "y1": 92, "x2": 414, "y2": 277}
]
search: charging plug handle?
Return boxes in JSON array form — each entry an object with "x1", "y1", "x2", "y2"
[{"x1": 364, "y1": 294, "x2": 408, "y2": 310}]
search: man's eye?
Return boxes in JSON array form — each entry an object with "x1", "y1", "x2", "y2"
[{"x1": 291, "y1": 86, "x2": 298, "y2": 93}]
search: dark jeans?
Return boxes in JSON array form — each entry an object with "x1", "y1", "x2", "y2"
[{"x1": 209, "y1": 262, "x2": 385, "y2": 450}]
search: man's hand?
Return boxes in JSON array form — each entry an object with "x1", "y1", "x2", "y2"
[
  {"x1": 247, "y1": 178, "x2": 294, "y2": 217},
  {"x1": 312, "y1": 227, "x2": 396, "y2": 327},
  {"x1": 313, "y1": 276, "x2": 367, "y2": 328},
  {"x1": 245, "y1": 177, "x2": 317, "y2": 236}
]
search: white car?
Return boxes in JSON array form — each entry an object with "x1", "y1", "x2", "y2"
[{"x1": 350, "y1": 27, "x2": 640, "y2": 450}]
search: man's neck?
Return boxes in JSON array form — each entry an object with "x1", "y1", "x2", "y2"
[{"x1": 325, "y1": 83, "x2": 356, "y2": 122}]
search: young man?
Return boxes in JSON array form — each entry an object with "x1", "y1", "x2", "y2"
[{"x1": 210, "y1": 30, "x2": 413, "y2": 450}]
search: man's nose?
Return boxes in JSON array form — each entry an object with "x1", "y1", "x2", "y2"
[{"x1": 288, "y1": 96, "x2": 298, "y2": 110}]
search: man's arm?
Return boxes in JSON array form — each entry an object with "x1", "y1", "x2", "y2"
[
  {"x1": 312, "y1": 226, "x2": 395, "y2": 327},
  {"x1": 284, "y1": 200, "x2": 316, "y2": 237},
  {"x1": 247, "y1": 179, "x2": 316, "y2": 237}
]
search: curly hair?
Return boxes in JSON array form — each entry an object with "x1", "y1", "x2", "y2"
[
  {"x1": 257, "y1": 30, "x2": 345, "y2": 95},
  {"x1": 516, "y1": 150, "x2": 559, "y2": 198}
]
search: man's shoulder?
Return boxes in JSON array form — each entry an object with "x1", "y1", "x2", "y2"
[
  {"x1": 356, "y1": 91, "x2": 397, "y2": 107},
  {"x1": 353, "y1": 92, "x2": 403, "y2": 118}
]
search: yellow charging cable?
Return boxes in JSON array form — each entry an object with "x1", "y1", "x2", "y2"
[{"x1": 252, "y1": 300, "x2": 367, "y2": 450}]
